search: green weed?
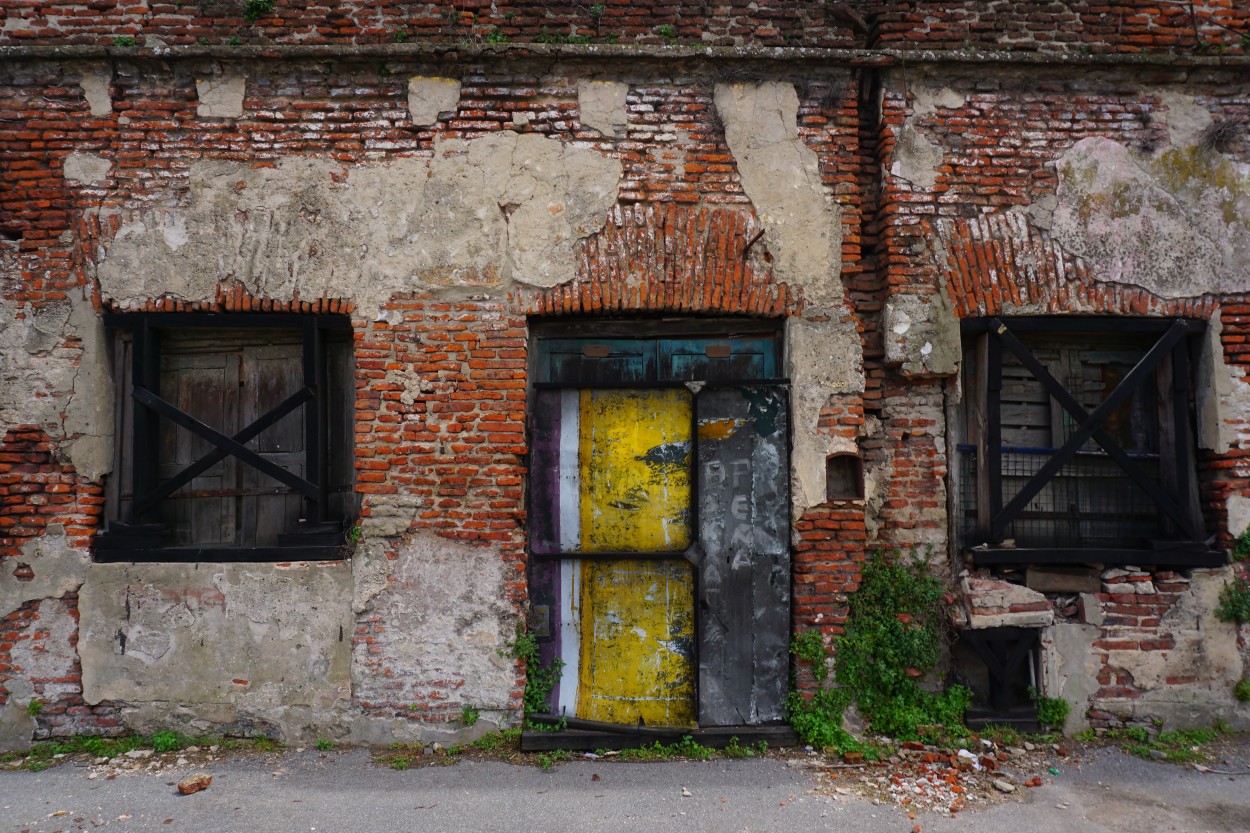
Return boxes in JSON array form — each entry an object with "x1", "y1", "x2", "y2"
[
  {"x1": 535, "y1": 749, "x2": 570, "y2": 769},
  {"x1": 1215, "y1": 575, "x2": 1250, "y2": 623},
  {"x1": 314, "y1": 738, "x2": 335, "y2": 751},
  {"x1": 1235, "y1": 679, "x2": 1250, "y2": 702},
  {"x1": 243, "y1": 0, "x2": 274, "y2": 23},
  {"x1": 461, "y1": 705, "x2": 480, "y2": 727},
  {"x1": 112, "y1": 36, "x2": 137, "y2": 47}
]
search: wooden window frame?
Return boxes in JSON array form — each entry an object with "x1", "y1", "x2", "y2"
[
  {"x1": 94, "y1": 313, "x2": 354, "y2": 563},
  {"x1": 959, "y1": 316, "x2": 1222, "y2": 569}
]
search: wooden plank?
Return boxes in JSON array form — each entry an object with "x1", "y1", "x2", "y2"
[
  {"x1": 520, "y1": 724, "x2": 798, "y2": 752},
  {"x1": 968, "y1": 547, "x2": 1226, "y2": 568},
  {"x1": 696, "y1": 386, "x2": 789, "y2": 726},
  {"x1": 990, "y1": 320, "x2": 1188, "y2": 540}
]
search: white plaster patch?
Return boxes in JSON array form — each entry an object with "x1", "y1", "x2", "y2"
[
  {"x1": 1157, "y1": 91, "x2": 1214, "y2": 149},
  {"x1": 407, "y1": 76, "x2": 461, "y2": 126},
  {"x1": 1051, "y1": 137, "x2": 1250, "y2": 298},
  {"x1": 882, "y1": 290, "x2": 959, "y2": 377},
  {"x1": 1196, "y1": 312, "x2": 1250, "y2": 454},
  {"x1": 910, "y1": 85, "x2": 965, "y2": 121},
  {"x1": 62, "y1": 152, "x2": 112, "y2": 185},
  {"x1": 93, "y1": 135, "x2": 621, "y2": 317},
  {"x1": 785, "y1": 317, "x2": 864, "y2": 515},
  {"x1": 713, "y1": 81, "x2": 843, "y2": 312},
  {"x1": 1228, "y1": 493, "x2": 1250, "y2": 539},
  {"x1": 0, "y1": 286, "x2": 114, "y2": 480},
  {"x1": 1093, "y1": 568, "x2": 1247, "y2": 730},
  {"x1": 578, "y1": 80, "x2": 629, "y2": 136},
  {"x1": 9, "y1": 599, "x2": 80, "y2": 707},
  {"x1": 0, "y1": 526, "x2": 89, "y2": 619},
  {"x1": 196, "y1": 74, "x2": 246, "y2": 119},
  {"x1": 890, "y1": 124, "x2": 944, "y2": 190},
  {"x1": 351, "y1": 533, "x2": 519, "y2": 712},
  {"x1": 79, "y1": 562, "x2": 353, "y2": 709},
  {"x1": 79, "y1": 67, "x2": 113, "y2": 117}
]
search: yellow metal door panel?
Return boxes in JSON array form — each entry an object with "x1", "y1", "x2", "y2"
[
  {"x1": 577, "y1": 559, "x2": 696, "y2": 727},
  {"x1": 577, "y1": 389, "x2": 692, "y2": 553}
]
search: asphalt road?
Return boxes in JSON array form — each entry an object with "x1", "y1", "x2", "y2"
[{"x1": 2, "y1": 740, "x2": 1248, "y2": 833}]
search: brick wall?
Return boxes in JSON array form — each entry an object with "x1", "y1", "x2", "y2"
[{"x1": 4, "y1": 2, "x2": 1247, "y2": 53}]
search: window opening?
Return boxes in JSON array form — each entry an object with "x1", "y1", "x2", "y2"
[
  {"x1": 96, "y1": 313, "x2": 355, "y2": 562},
  {"x1": 956, "y1": 317, "x2": 1218, "y2": 568}
]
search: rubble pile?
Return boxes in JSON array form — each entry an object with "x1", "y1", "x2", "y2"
[{"x1": 808, "y1": 736, "x2": 1073, "y2": 817}]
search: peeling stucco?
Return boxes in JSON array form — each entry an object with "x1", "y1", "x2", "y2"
[
  {"x1": 713, "y1": 81, "x2": 843, "y2": 312},
  {"x1": 0, "y1": 525, "x2": 88, "y2": 619},
  {"x1": 1229, "y1": 493, "x2": 1250, "y2": 540},
  {"x1": 63, "y1": 151, "x2": 111, "y2": 185},
  {"x1": 93, "y1": 133, "x2": 621, "y2": 316},
  {"x1": 1041, "y1": 623, "x2": 1100, "y2": 735},
  {"x1": 1050, "y1": 136, "x2": 1250, "y2": 298},
  {"x1": 578, "y1": 80, "x2": 629, "y2": 136},
  {"x1": 1196, "y1": 312, "x2": 1250, "y2": 455},
  {"x1": 407, "y1": 76, "x2": 460, "y2": 126},
  {"x1": 79, "y1": 562, "x2": 353, "y2": 709},
  {"x1": 882, "y1": 289, "x2": 960, "y2": 377},
  {"x1": 0, "y1": 286, "x2": 113, "y2": 480},
  {"x1": 890, "y1": 124, "x2": 945, "y2": 190},
  {"x1": 78, "y1": 66, "x2": 112, "y2": 117},
  {"x1": 195, "y1": 73, "x2": 245, "y2": 118},
  {"x1": 785, "y1": 317, "x2": 864, "y2": 515},
  {"x1": 351, "y1": 534, "x2": 519, "y2": 715},
  {"x1": 1157, "y1": 91, "x2": 1214, "y2": 149},
  {"x1": 1096, "y1": 569, "x2": 1247, "y2": 729}
]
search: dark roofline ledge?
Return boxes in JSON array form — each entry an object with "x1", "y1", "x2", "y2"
[{"x1": 3, "y1": 41, "x2": 1250, "y2": 70}]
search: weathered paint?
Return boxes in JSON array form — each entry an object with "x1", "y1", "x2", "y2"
[
  {"x1": 577, "y1": 559, "x2": 696, "y2": 727},
  {"x1": 696, "y1": 386, "x2": 790, "y2": 725},
  {"x1": 578, "y1": 389, "x2": 692, "y2": 553}
]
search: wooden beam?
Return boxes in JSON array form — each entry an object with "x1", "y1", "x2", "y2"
[
  {"x1": 133, "y1": 387, "x2": 319, "y2": 499},
  {"x1": 990, "y1": 320, "x2": 1189, "y2": 540}
]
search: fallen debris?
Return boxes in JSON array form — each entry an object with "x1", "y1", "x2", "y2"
[{"x1": 177, "y1": 773, "x2": 213, "y2": 795}]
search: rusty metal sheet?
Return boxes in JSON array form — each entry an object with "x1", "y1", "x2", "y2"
[
  {"x1": 577, "y1": 558, "x2": 695, "y2": 727},
  {"x1": 696, "y1": 386, "x2": 790, "y2": 726}
]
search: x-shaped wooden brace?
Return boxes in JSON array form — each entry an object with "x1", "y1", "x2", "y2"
[
  {"x1": 988, "y1": 318, "x2": 1196, "y2": 542},
  {"x1": 131, "y1": 385, "x2": 318, "y2": 515},
  {"x1": 962, "y1": 627, "x2": 1038, "y2": 714}
]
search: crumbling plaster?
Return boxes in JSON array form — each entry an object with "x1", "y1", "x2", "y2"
[
  {"x1": 1050, "y1": 136, "x2": 1250, "y2": 299},
  {"x1": 890, "y1": 84, "x2": 964, "y2": 190},
  {"x1": 1041, "y1": 623, "x2": 1101, "y2": 735},
  {"x1": 882, "y1": 288, "x2": 960, "y2": 377},
  {"x1": 578, "y1": 80, "x2": 629, "y2": 136},
  {"x1": 195, "y1": 73, "x2": 245, "y2": 119},
  {"x1": 92, "y1": 132, "x2": 622, "y2": 317},
  {"x1": 715, "y1": 81, "x2": 863, "y2": 515},
  {"x1": 1097, "y1": 569, "x2": 1248, "y2": 729},
  {"x1": 0, "y1": 525, "x2": 88, "y2": 620},
  {"x1": 0, "y1": 285, "x2": 114, "y2": 480},
  {"x1": 407, "y1": 76, "x2": 461, "y2": 126},
  {"x1": 713, "y1": 80, "x2": 843, "y2": 313},
  {"x1": 785, "y1": 317, "x2": 864, "y2": 516},
  {"x1": 77, "y1": 66, "x2": 113, "y2": 117},
  {"x1": 79, "y1": 562, "x2": 353, "y2": 711},
  {"x1": 351, "y1": 534, "x2": 520, "y2": 717},
  {"x1": 1196, "y1": 312, "x2": 1250, "y2": 456}
]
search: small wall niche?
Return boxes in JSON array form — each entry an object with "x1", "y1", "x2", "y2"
[{"x1": 825, "y1": 453, "x2": 864, "y2": 501}]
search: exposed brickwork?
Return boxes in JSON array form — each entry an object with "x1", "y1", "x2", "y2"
[
  {"x1": 2, "y1": 6, "x2": 1249, "y2": 739},
  {"x1": 0, "y1": 594, "x2": 124, "y2": 737},
  {"x1": 0, "y1": 426, "x2": 101, "y2": 561},
  {"x1": 4, "y1": 2, "x2": 1248, "y2": 54}
]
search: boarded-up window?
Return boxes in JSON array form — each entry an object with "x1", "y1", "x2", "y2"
[
  {"x1": 97, "y1": 315, "x2": 354, "y2": 561},
  {"x1": 955, "y1": 318, "x2": 1216, "y2": 567}
]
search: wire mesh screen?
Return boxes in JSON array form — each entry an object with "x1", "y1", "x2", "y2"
[{"x1": 958, "y1": 446, "x2": 1165, "y2": 549}]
